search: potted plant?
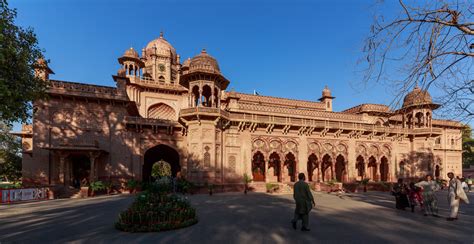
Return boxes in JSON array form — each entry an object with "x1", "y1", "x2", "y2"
[
  {"x1": 103, "y1": 181, "x2": 113, "y2": 195},
  {"x1": 206, "y1": 182, "x2": 214, "y2": 196},
  {"x1": 360, "y1": 178, "x2": 370, "y2": 192},
  {"x1": 325, "y1": 179, "x2": 337, "y2": 193},
  {"x1": 80, "y1": 179, "x2": 89, "y2": 198},
  {"x1": 126, "y1": 179, "x2": 138, "y2": 194},
  {"x1": 89, "y1": 181, "x2": 105, "y2": 197},
  {"x1": 243, "y1": 173, "x2": 252, "y2": 194}
]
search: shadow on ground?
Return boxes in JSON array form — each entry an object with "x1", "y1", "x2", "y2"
[{"x1": 0, "y1": 191, "x2": 473, "y2": 243}]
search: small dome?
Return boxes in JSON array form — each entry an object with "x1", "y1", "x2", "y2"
[
  {"x1": 322, "y1": 86, "x2": 331, "y2": 97},
  {"x1": 36, "y1": 58, "x2": 47, "y2": 66},
  {"x1": 182, "y1": 57, "x2": 191, "y2": 67},
  {"x1": 402, "y1": 86, "x2": 433, "y2": 108},
  {"x1": 123, "y1": 47, "x2": 139, "y2": 58},
  {"x1": 145, "y1": 32, "x2": 176, "y2": 59},
  {"x1": 189, "y1": 49, "x2": 220, "y2": 74}
]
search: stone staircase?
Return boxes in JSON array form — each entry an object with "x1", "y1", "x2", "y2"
[
  {"x1": 275, "y1": 183, "x2": 293, "y2": 194},
  {"x1": 249, "y1": 182, "x2": 294, "y2": 194},
  {"x1": 249, "y1": 182, "x2": 267, "y2": 192}
]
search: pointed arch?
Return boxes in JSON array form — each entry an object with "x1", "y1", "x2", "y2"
[{"x1": 147, "y1": 103, "x2": 176, "y2": 120}]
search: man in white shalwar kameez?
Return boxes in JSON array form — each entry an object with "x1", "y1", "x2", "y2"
[{"x1": 447, "y1": 172, "x2": 470, "y2": 221}]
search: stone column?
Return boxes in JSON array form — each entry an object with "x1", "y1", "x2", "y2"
[
  {"x1": 211, "y1": 85, "x2": 215, "y2": 108},
  {"x1": 65, "y1": 159, "x2": 71, "y2": 186},
  {"x1": 316, "y1": 161, "x2": 321, "y2": 182},
  {"x1": 363, "y1": 159, "x2": 368, "y2": 179},
  {"x1": 89, "y1": 152, "x2": 100, "y2": 182},
  {"x1": 198, "y1": 87, "x2": 203, "y2": 107},
  {"x1": 57, "y1": 152, "x2": 71, "y2": 186},
  {"x1": 331, "y1": 159, "x2": 335, "y2": 180},
  {"x1": 217, "y1": 89, "x2": 221, "y2": 109},
  {"x1": 264, "y1": 152, "x2": 268, "y2": 183},
  {"x1": 375, "y1": 162, "x2": 381, "y2": 182},
  {"x1": 59, "y1": 154, "x2": 66, "y2": 185}
]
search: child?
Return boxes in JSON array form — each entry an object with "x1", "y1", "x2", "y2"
[{"x1": 408, "y1": 182, "x2": 423, "y2": 213}]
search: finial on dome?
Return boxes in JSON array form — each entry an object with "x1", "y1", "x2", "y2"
[
  {"x1": 160, "y1": 31, "x2": 164, "y2": 38},
  {"x1": 201, "y1": 48, "x2": 207, "y2": 54}
]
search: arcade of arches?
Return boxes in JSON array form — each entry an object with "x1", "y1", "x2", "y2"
[{"x1": 251, "y1": 138, "x2": 399, "y2": 183}]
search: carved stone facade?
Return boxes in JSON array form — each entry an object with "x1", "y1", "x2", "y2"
[{"x1": 19, "y1": 34, "x2": 463, "y2": 188}]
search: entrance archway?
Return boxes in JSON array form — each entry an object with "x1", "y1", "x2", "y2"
[
  {"x1": 356, "y1": 156, "x2": 365, "y2": 179},
  {"x1": 307, "y1": 154, "x2": 318, "y2": 182},
  {"x1": 143, "y1": 144, "x2": 180, "y2": 182},
  {"x1": 269, "y1": 152, "x2": 281, "y2": 182},
  {"x1": 321, "y1": 154, "x2": 332, "y2": 182},
  {"x1": 380, "y1": 156, "x2": 389, "y2": 181},
  {"x1": 70, "y1": 154, "x2": 90, "y2": 188},
  {"x1": 284, "y1": 153, "x2": 296, "y2": 182},
  {"x1": 252, "y1": 151, "x2": 265, "y2": 182},
  {"x1": 368, "y1": 156, "x2": 377, "y2": 181},
  {"x1": 335, "y1": 155, "x2": 345, "y2": 182}
]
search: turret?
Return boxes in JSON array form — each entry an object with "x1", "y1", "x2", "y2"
[
  {"x1": 319, "y1": 86, "x2": 335, "y2": 112},
  {"x1": 180, "y1": 49, "x2": 230, "y2": 108},
  {"x1": 34, "y1": 58, "x2": 54, "y2": 81}
]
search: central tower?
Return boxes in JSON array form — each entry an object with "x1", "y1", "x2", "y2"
[{"x1": 142, "y1": 32, "x2": 180, "y2": 85}]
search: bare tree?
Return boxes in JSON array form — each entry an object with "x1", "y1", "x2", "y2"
[{"x1": 362, "y1": 0, "x2": 473, "y2": 121}]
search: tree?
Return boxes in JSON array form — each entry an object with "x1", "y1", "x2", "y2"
[
  {"x1": 362, "y1": 0, "x2": 473, "y2": 120},
  {"x1": 462, "y1": 125, "x2": 474, "y2": 168},
  {"x1": 0, "y1": 122, "x2": 21, "y2": 180},
  {"x1": 0, "y1": 0, "x2": 47, "y2": 125}
]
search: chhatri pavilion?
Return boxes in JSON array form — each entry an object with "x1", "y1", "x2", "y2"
[{"x1": 18, "y1": 33, "x2": 463, "y2": 189}]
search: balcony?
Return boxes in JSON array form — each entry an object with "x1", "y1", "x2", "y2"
[
  {"x1": 180, "y1": 107, "x2": 230, "y2": 119},
  {"x1": 124, "y1": 116, "x2": 179, "y2": 127}
]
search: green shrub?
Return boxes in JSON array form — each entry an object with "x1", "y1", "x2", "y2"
[
  {"x1": 115, "y1": 192, "x2": 198, "y2": 232},
  {"x1": 90, "y1": 181, "x2": 105, "y2": 192},
  {"x1": 151, "y1": 160, "x2": 172, "y2": 178},
  {"x1": 127, "y1": 179, "x2": 139, "y2": 190},
  {"x1": 177, "y1": 178, "x2": 194, "y2": 194},
  {"x1": 325, "y1": 179, "x2": 337, "y2": 186},
  {"x1": 266, "y1": 183, "x2": 279, "y2": 192}
]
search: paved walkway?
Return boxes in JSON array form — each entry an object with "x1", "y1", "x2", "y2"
[{"x1": 0, "y1": 191, "x2": 473, "y2": 243}]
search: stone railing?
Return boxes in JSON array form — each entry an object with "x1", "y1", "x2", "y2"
[
  {"x1": 226, "y1": 112, "x2": 443, "y2": 136},
  {"x1": 136, "y1": 78, "x2": 187, "y2": 91},
  {"x1": 124, "y1": 116, "x2": 178, "y2": 126},
  {"x1": 22, "y1": 124, "x2": 32, "y2": 132},
  {"x1": 48, "y1": 80, "x2": 127, "y2": 100},
  {"x1": 180, "y1": 107, "x2": 229, "y2": 118}
]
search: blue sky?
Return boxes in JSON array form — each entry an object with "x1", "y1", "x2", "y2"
[{"x1": 10, "y1": 0, "x2": 431, "y2": 129}]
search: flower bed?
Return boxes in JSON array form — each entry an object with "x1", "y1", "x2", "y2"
[{"x1": 115, "y1": 191, "x2": 198, "y2": 232}]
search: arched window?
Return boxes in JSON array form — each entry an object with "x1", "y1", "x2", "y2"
[
  {"x1": 415, "y1": 112, "x2": 424, "y2": 128},
  {"x1": 158, "y1": 76, "x2": 165, "y2": 83},
  {"x1": 147, "y1": 103, "x2": 176, "y2": 120},
  {"x1": 202, "y1": 85, "x2": 212, "y2": 107}
]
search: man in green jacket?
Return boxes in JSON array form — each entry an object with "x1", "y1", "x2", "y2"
[{"x1": 291, "y1": 173, "x2": 315, "y2": 231}]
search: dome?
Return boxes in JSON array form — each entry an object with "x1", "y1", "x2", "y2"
[
  {"x1": 182, "y1": 57, "x2": 191, "y2": 67},
  {"x1": 145, "y1": 32, "x2": 176, "y2": 59},
  {"x1": 322, "y1": 86, "x2": 331, "y2": 97},
  {"x1": 402, "y1": 86, "x2": 433, "y2": 108},
  {"x1": 36, "y1": 58, "x2": 47, "y2": 66},
  {"x1": 189, "y1": 49, "x2": 220, "y2": 74},
  {"x1": 123, "y1": 47, "x2": 139, "y2": 58}
]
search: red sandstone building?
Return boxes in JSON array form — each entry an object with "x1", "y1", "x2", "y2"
[{"x1": 18, "y1": 34, "x2": 463, "y2": 189}]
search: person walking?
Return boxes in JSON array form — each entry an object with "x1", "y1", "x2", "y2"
[
  {"x1": 467, "y1": 176, "x2": 472, "y2": 192},
  {"x1": 392, "y1": 178, "x2": 409, "y2": 210},
  {"x1": 447, "y1": 172, "x2": 470, "y2": 221},
  {"x1": 291, "y1": 173, "x2": 315, "y2": 231},
  {"x1": 415, "y1": 174, "x2": 440, "y2": 217}
]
